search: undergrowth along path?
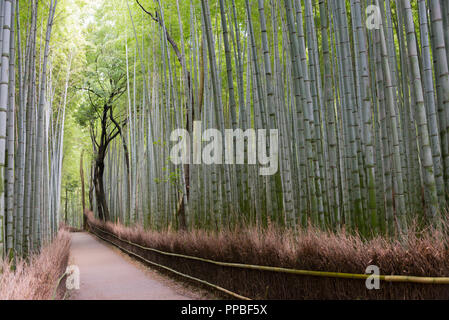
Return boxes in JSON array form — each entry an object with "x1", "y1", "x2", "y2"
[{"x1": 68, "y1": 232, "x2": 197, "y2": 300}]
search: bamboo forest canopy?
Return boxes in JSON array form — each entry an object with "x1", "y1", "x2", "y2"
[{"x1": 2, "y1": 0, "x2": 449, "y2": 258}]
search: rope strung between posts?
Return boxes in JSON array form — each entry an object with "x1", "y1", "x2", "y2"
[
  {"x1": 88, "y1": 222, "x2": 449, "y2": 285},
  {"x1": 89, "y1": 224, "x2": 251, "y2": 300}
]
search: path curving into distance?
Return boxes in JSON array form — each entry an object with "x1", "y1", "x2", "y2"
[{"x1": 68, "y1": 232, "x2": 198, "y2": 300}]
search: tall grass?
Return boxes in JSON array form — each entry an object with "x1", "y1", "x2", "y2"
[
  {"x1": 0, "y1": 229, "x2": 71, "y2": 300},
  {"x1": 86, "y1": 211, "x2": 449, "y2": 299}
]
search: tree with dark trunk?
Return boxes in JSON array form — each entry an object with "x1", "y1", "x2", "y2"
[
  {"x1": 76, "y1": 52, "x2": 128, "y2": 221},
  {"x1": 89, "y1": 87, "x2": 127, "y2": 221}
]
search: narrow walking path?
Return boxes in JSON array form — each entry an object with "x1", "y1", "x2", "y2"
[{"x1": 69, "y1": 232, "x2": 196, "y2": 300}]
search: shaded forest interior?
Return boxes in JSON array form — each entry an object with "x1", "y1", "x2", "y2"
[{"x1": 2, "y1": 0, "x2": 449, "y2": 271}]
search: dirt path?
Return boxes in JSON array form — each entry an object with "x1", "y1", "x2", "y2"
[{"x1": 68, "y1": 232, "x2": 200, "y2": 300}]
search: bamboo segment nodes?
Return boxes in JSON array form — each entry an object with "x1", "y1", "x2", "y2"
[{"x1": 5, "y1": 0, "x2": 449, "y2": 260}]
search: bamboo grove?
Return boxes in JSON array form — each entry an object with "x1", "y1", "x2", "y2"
[
  {"x1": 4, "y1": 0, "x2": 449, "y2": 260},
  {"x1": 0, "y1": 0, "x2": 67, "y2": 258},
  {"x1": 69, "y1": 0, "x2": 447, "y2": 238}
]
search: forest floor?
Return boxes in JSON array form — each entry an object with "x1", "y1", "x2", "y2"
[{"x1": 67, "y1": 232, "x2": 211, "y2": 300}]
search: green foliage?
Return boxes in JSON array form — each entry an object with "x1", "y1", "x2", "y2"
[{"x1": 45, "y1": 0, "x2": 433, "y2": 234}]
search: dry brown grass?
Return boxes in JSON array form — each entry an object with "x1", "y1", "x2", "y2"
[
  {"x1": 0, "y1": 229, "x2": 71, "y2": 300},
  {"x1": 86, "y1": 211, "x2": 449, "y2": 299}
]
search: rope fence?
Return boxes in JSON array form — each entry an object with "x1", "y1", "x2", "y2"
[{"x1": 87, "y1": 222, "x2": 449, "y2": 285}]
